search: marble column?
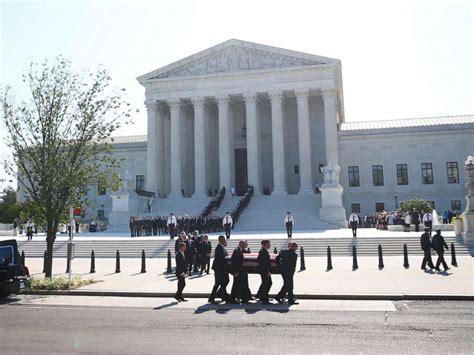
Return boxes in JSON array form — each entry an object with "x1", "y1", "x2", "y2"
[
  {"x1": 156, "y1": 104, "x2": 165, "y2": 196},
  {"x1": 146, "y1": 100, "x2": 159, "y2": 194},
  {"x1": 322, "y1": 87, "x2": 339, "y2": 167},
  {"x1": 295, "y1": 89, "x2": 313, "y2": 194},
  {"x1": 243, "y1": 93, "x2": 261, "y2": 195},
  {"x1": 269, "y1": 91, "x2": 286, "y2": 195},
  {"x1": 192, "y1": 97, "x2": 207, "y2": 197},
  {"x1": 217, "y1": 95, "x2": 231, "y2": 190},
  {"x1": 168, "y1": 98, "x2": 182, "y2": 198}
]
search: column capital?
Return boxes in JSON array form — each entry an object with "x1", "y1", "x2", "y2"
[
  {"x1": 294, "y1": 89, "x2": 310, "y2": 101},
  {"x1": 144, "y1": 100, "x2": 159, "y2": 112},
  {"x1": 321, "y1": 87, "x2": 336, "y2": 100},
  {"x1": 268, "y1": 90, "x2": 284, "y2": 102},
  {"x1": 216, "y1": 95, "x2": 230, "y2": 106},
  {"x1": 242, "y1": 93, "x2": 258, "y2": 103},
  {"x1": 167, "y1": 98, "x2": 181, "y2": 110},
  {"x1": 190, "y1": 97, "x2": 206, "y2": 108}
]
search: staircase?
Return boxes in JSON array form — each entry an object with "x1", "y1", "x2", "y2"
[
  {"x1": 213, "y1": 195, "x2": 242, "y2": 216},
  {"x1": 17, "y1": 236, "x2": 473, "y2": 258},
  {"x1": 234, "y1": 194, "x2": 336, "y2": 231},
  {"x1": 149, "y1": 196, "x2": 210, "y2": 216}
]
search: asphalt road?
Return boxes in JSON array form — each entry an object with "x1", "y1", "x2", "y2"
[{"x1": 0, "y1": 296, "x2": 473, "y2": 354}]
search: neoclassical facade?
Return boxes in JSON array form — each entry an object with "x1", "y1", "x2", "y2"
[{"x1": 138, "y1": 39, "x2": 345, "y2": 198}]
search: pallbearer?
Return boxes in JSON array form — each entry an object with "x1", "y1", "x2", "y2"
[
  {"x1": 257, "y1": 239, "x2": 272, "y2": 304},
  {"x1": 208, "y1": 235, "x2": 230, "y2": 304},
  {"x1": 284, "y1": 212, "x2": 294, "y2": 239},
  {"x1": 275, "y1": 242, "x2": 299, "y2": 305},
  {"x1": 222, "y1": 212, "x2": 233, "y2": 239}
]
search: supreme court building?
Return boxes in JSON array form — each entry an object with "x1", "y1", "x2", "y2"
[{"x1": 84, "y1": 39, "x2": 474, "y2": 230}]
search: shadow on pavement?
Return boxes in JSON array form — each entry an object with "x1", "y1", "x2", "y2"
[
  {"x1": 153, "y1": 301, "x2": 179, "y2": 310},
  {"x1": 193, "y1": 302, "x2": 291, "y2": 314}
]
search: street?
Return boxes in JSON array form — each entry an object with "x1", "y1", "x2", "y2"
[{"x1": 1, "y1": 296, "x2": 473, "y2": 354}]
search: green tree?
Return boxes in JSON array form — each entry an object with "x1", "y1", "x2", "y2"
[
  {"x1": 0, "y1": 187, "x2": 21, "y2": 223},
  {"x1": 399, "y1": 198, "x2": 433, "y2": 213},
  {"x1": 2, "y1": 57, "x2": 133, "y2": 277}
]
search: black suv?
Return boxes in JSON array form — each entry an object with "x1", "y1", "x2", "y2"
[{"x1": 0, "y1": 239, "x2": 29, "y2": 298}]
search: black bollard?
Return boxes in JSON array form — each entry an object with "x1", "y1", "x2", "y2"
[
  {"x1": 247, "y1": 248, "x2": 251, "y2": 253},
  {"x1": 90, "y1": 250, "x2": 96, "y2": 273},
  {"x1": 141, "y1": 250, "x2": 146, "y2": 273},
  {"x1": 166, "y1": 249, "x2": 172, "y2": 274},
  {"x1": 451, "y1": 242, "x2": 458, "y2": 267},
  {"x1": 300, "y1": 247, "x2": 306, "y2": 271},
  {"x1": 274, "y1": 247, "x2": 278, "y2": 254},
  {"x1": 66, "y1": 254, "x2": 71, "y2": 274},
  {"x1": 42, "y1": 250, "x2": 47, "y2": 273},
  {"x1": 378, "y1": 244, "x2": 384, "y2": 270},
  {"x1": 403, "y1": 244, "x2": 409, "y2": 269},
  {"x1": 21, "y1": 250, "x2": 25, "y2": 265},
  {"x1": 326, "y1": 246, "x2": 333, "y2": 271},
  {"x1": 115, "y1": 250, "x2": 121, "y2": 273},
  {"x1": 352, "y1": 245, "x2": 358, "y2": 270}
]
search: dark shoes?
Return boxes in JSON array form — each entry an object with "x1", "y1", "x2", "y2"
[
  {"x1": 174, "y1": 296, "x2": 181, "y2": 302},
  {"x1": 288, "y1": 300, "x2": 299, "y2": 305},
  {"x1": 208, "y1": 299, "x2": 217, "y2": 304},
  {"x1": 275, "y1": 297, "x2": 284, "y2": 304},
  {"x1": 180, "y1": 298, "x2": 188, "y2": 302}
]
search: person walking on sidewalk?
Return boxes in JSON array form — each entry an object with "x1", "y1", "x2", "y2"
[
  {"x1": 174, "y1": 242, "x2": 188, "y2": 302},
  {"x1": 420, "y1": 228, "x2": 435, "y2": 270},
  {"x1": 222, "y1": 212, "x2": 233, "y2": 239},
  {"x1": 275, "y1": 242, "x2": 299, "y2": 305},
  {"x1": 284, "y1": 212, "x2": 294, "y2": 239},
  {"x1": 208, "y1": 235, "x2": 230, "y2": 304},
  {"x1": 256, "y1": 239, "x2": 272, "y2": 304},
  {"x1": 432, "y1": 229, "x2": 450, "y2": 271},
  {"x1": 349, "y1": 212, "x2": 358, "y2": 238}
]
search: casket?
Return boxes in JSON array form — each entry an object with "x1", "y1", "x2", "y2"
[{"x1": 225, "y1": 253, "x2": 280, "y2": 274}]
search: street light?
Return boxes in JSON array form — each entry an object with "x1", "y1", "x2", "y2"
[{"x1": 394, "y1": 195, "x2": 398, "y2": 209}]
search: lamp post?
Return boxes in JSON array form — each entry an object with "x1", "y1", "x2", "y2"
[{"x1": 394, "y1": 195, "x2": 398, "y2": 209}]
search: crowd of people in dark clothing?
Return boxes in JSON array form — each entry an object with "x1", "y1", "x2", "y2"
[{"x1": 129, "y1": 186, "x2": 254, "y2": 238}]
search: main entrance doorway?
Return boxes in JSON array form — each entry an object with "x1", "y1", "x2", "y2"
[{"x1": 234, "y1": 148, "x2": 248, "y2": 196}]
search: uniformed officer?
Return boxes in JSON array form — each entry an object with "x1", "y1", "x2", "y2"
[
  {"x1": 222, "y1": 212, "x2": 233, "y2": 239},
  {"x1": 275, "y1": 242, "x2": 299, "y2": 305},
  {"x1": 167, "y1": 213, "x2": 177, "y2": 240},
  {"x1": 432, "y1": 229, "x2": 450, "y2": 271},
  {"x1": 420, "y1": 228, "x2": 435, "y2": 270},
  {"x1": 257, "y1": 239, "x2": 272, "y2": 304},
  {"x1": 284, "y1": 212, "x2": 294, "y2": 239},
  {"x1": 349, "y1": 212, "x2": 359, "y2": 238}
]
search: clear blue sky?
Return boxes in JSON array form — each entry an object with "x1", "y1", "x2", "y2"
[{"x1": 0, "y1": 0, "x2": 472, "y2": 189}]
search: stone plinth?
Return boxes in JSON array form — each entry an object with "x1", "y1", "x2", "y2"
[
  {"x1": 462, "y1": 155, "x2": 474, "y2": 246},
  {"x1": 108, "y1": 193, "x2": 131, "y2": 232},
  {"x1": 319, "y1": 184, "x2": 347, "y2": 228}
]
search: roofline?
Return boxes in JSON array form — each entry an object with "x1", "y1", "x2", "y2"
[
  {"x1": 341, "y1": 114, "x2": 474, "y2": 127},
  {"x1": 136, "y1": 38, "x2": 340, "y2": 83}
]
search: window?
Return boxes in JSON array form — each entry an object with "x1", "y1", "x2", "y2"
[
  {"x1": 97, "y1": 209, "x2": 105, "y2": 219},
  {"x1": 447, "y1": 162, "x2": 459, "y2": 184},
  {"x1": 348, "y1": 166, "x2": 360, "y2": 187},
  {"x1": 372, "y1": 165, "x2": 384, "y2": 186},
  {"x1": 294, "y1": 165, "x2": 299, "y2": 175},
  {"x1": 351, "y1": 203, "x2": 360, "y2": 213},
  {"x1": 375, "y1": 203, "x2": 385, "y2": 212},
  {"x1": 451, "y1": 200, "x2": 461, "y2": 211},
  {"x1": 421, "y1": 163, "x2": 433, "y2": 184},
  {"x1": 396, "y1": 164, "x2": 409, "y2": 185},
  {"x1": 97, "y1": 183, "x2": 106, "y2": 195},
  {"x1": 136, "y1": 175, "x2": 145, "y2": 190}
]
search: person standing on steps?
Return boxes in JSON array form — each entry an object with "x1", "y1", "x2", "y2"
[
  {"x1": 422, "y1": 210, "x2": 434, "y2": 236},
  {"x1": 420, "y1": 228, "x2": 435, "y2": 270},
  {"x1": 223, "y1": 212, "x2": 233, "y2": 239},
  {"x1": 174, "y1": 242, "x2": 188, "y2": 302},
  {"x1": 432, "y1": 229, "x2": 450, "y2": 271},
  {"x1": 167, "y1": 213, "x2": 177, "y2": 240},
  {"x1": 349, "y1": 212, "x2": 359, "y2": 238},
  {"x1": 284, "y1": 212, "x2": 294, "y2": 239}
]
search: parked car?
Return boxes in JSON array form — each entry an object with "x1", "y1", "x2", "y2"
[{"x1": 0, "y1": 239, "x2": 29, "y2": 298}]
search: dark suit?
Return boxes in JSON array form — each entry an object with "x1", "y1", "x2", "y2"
[
  {"x1": 209, "y1": 244, "x2": 229, "y2": 302},
  {"x1": 175, "y1": 251, "x2": 186, "y2": 299},
  {"x1": 198, "y1": 240, "x2": 212, "y2": 274},
  {"x1": 420, "y1": 232, "x2": 434, "y2": 269},
  {"x1": 432, "y1": 233, "x2": 449, "y2": 270},
  {"x1": 276, "y1": 249, "x2": 298, "y2": 303},
  {"x1": 230, "y1": 247, "x2": 250, "y2": 303},
  {"x1": 185, "y1": 240, "x2": 195, "y2": 272},
  {"x1": 257, "y1": 247, "x2": 272, "y2": 302}
]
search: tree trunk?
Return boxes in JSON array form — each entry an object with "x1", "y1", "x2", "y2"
[{"x1": 45, "y1": 220, "x2": 57, "y2": 278}]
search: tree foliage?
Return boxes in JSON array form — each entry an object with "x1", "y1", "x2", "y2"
[
  {"x1": 1, "y1": 56, "x2": 133, "y2": 276},
  {"x1": 399, "y1": 198, "x2": 433, "y2": 213},
  {"x1": 0, "y1": 187, "x2": 21, "y2": 223}
]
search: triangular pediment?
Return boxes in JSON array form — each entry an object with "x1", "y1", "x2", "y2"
[{"x1": 138, "y1": 39, "x2": 339, "y2": 81}]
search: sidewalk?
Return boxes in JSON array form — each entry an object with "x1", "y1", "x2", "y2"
[{"x1": 23, "y1": 255, "x2": 474, "y2": 299}]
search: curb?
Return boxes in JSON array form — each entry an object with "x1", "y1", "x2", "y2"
[{"x1": 20, "y1": 290, "x2": 474, "y2": 301}]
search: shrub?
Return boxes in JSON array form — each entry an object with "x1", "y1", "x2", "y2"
[
  {"x1": 28, "y1": 276, "x2": 96, "y2": 290},
  {"x1": 399, "y1": 198, "x2": 433, "y2": 213}
]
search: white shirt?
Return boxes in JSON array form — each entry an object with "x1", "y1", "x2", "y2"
[
  {"x1": 167, "y1": 216, "x2": 177, "y2": 225},
  {"x1": 223, "y1": 215, "x2": 233, "y2": 227},
  {"x1": 422, "y1": 213, "x2": 433, "y2": 223},
  {"x1": 349, "y1": 213, "x2": 358, "y2": 222},
  {"x1": 284, "y1": 215, "x2": 294, "y2": 225}
]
